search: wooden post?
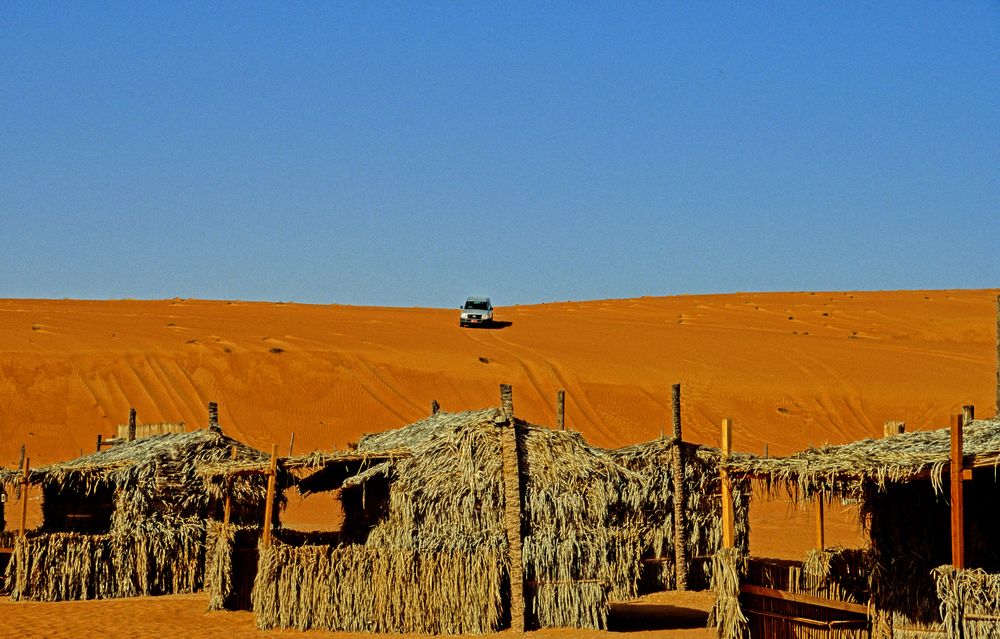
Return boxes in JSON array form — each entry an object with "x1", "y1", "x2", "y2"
[
  {"x1": 950, "y1": 414, "x2": 965, "y2": 569},
  {"x1": 430, "y1": 399, "x2": 440, "y2": 415},
  {"x1": 815, "y1": 491, "x2": 826, "y2": 550},
  {"x1": 261, "y1": 444, "x2": 278, "y2": 548},
  {"x1": 288, "y1": 432, "x2": 295, "y2": 457},
  {"x1": 498, "y1": 383, "x2": 526, "y2": 631},
  {"x1": 19, "y1": 457, "x2": 30, "y2": 537},
  {"x1": 556, "y1": 390, "x2": 565, "y2": 430},
  {"x1": 720, "y1": 418, "x2": 735, "y2": 549},
  {"x1": 96, "y1": 434, "x2": 103, "y2": 452},
  {"x1": 963, "y1": 405, "x2": 975, "y2": 423},
  {"x1": 763, "y1": 443, "x2": 769, "y2": 458},
  {"x1": 127, "y1": 407, "x2": 137, "y2": 442},
  {"x1": 209, "y1": 401, "x2": 220, "y2": 432},
  {"x1": 670, "y1": 383, "x2": 688, "y2": 590},
  {"x1": 883, "y1": 421, "x2": 905, "y2": 437},
  {"x1": 223, "y1": 445, "x2": 237, "y2": 527}
]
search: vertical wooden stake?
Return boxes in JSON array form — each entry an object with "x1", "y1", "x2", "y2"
[
  {"x1": 430, "y1": 399, "x2": 440, "y2": 415},
  {"x1": 223, "y1": 445, "x2": 237, "y2": 527},
  {"x1": 720, "y1": 418, "x2": 735, "y2": 550},
  {"x1": 963, "y1": 405, "x2": 975, "y2": 423},
  {"x1": 950, "y1": 414, "x2": 965, "y2": 569},
  {"x1": 670, "y1": 383, "x2": 688, "y2": 590},
  {"x1": 261, "y1": 444, "x2": 278, "y2": 548},
  {"x1": 288, "y1": 432, "x2": 295, "y2": 457},
  {"x1": 883, "y1": 421, "x2": 905, "y2": 437},
  {"x1": 209, "y1": 401, "x2": 220, "y2": 432},
  {"x1": 500, "y1": 384, "x2": 514, "y2": 422},
  {"x1": 815, "y1": 491, "x2": 826, "y2": 550},
  {"x1": 19, "y1": 457, "x2": 30, "y2": 537},
  {"x1": 556, "y1": 390, "x2": 565, "y2": 430},
  {"x1": 96, "y1": 434, "x2": 103, "y2": 452},
  {"x1": 127, "y1": 408, "x2": 137, "y2": 442}
]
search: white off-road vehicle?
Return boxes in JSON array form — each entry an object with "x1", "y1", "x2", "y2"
[{"x1": 459, "y1": 296, "x2": 493, "y2": 327}]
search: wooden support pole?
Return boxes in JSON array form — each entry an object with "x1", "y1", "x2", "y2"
[
  {"x1": 96, "y1": 434, "x2": 103, "y2": 452},
  {"x1": 883, "y1": 421, "x2": 905, "y2": 437},
  {"x1": 963, "y1": 405, "x2": 975, "y2": 423},
  {"x1": 127, "y1": 407, "x2": 137, "y2": 442},
  {"x1": 288, "y1": 432, "x2": 295, "y2": 457},
  {"x1": 498, "y1": 383, "x2": 526, "y2": 631},
  {"x1": 815, "y1": 491, "x2": 826, "y2": 550},
  {"x1": 950, "y1": 414, "x2": 965, "y2": 569},
  {"x1": 556, "y1": 390, "x2": 565, "y2": 430},
  {"x1": 670, "y1": 383, "x2": 688, "y2": 590},
  {"x1": 500, "y1": 384, "x2": 514, "y2": 422},
  {"x1": 19, "y1": 457, "x2": 30, "y2": 537},
  {"x1": 261, "y1": 444, "x2": 278, "y2": 549},
  {"x1": 430, "y1": 399, "x2": 440, "y2": 415},
  {"x1": 720, "y1": 418, "x2": 735, "y2": 550},
  {"x1": 209, "y1": 401, "x2": 220, "y2": 432},
  {"x1": 223, "y1": 445, "x2": 237, "y2": 527}
]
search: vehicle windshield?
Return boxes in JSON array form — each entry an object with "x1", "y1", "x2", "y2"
[{"x1": 464, "y1": 300, "x2": 489, "y2": 310}]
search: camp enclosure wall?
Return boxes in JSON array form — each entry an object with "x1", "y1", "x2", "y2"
[
  {"x1": 712, "y1": 417, "x2": 1000, "y2": 639},
  {"x1": 4, "y1": 428, "x2": 274, "y2": 602},
  {"x1": 216, "y1": 406, "x2": 750, "y2": 634}
]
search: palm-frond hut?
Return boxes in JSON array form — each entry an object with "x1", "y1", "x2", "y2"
[
  {"x1": 711, "y1": 416, "x2": 1000, "y2": 639},
  {"x1": 205, "y1": 403, "x2": 750, "y2": 634},
  {"x1": 1, "y1": 427, "x2": 275, "y2": 601}
]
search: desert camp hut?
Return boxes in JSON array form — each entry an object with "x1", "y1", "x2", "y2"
[
  {"x1": 711, "y1": 416, "x2": 1000, "y2": 639},
  {"x1": 2, "y1": 427, "x2": 276, "y2": 602},
  {"x1": 205, "y1": 399, "x2": 750, "y2": 634}
]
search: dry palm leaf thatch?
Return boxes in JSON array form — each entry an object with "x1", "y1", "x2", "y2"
[
  {"x1": 612, "y1": 438, "x2": 752, "y2": 589},
  {"x1": 726, "y1": 418, "x2": 1000, "y2": 500},
  {"x1": 5, "y1": 516, "x2": 205, "y2": 601},
  {"x1": 253, "y1": 541, "x2": 505, "y2": 634},
  {"x1": 708, "y1": 547, "x2": 749, "y2": 639},
  {"x1": 934, "y1": 565, "x2": 1000, "y2": 639}
]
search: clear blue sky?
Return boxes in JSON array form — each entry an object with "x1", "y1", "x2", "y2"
[{"x1": 3, "y1": 3, "x2": 998, "y2": 307}]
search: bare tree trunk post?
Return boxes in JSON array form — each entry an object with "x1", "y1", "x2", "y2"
[
  {"x1": 556, "y1": 390, "x2": 565, "y2": 430},
  {"x1": 815, "y1": 491, "x2": 826, "y2": 550},
  {"x1": 262, "y1": 444, "x2": 278, "y2": 548},
  {"x1": 498, "y1": 384, "x2": 526, "y2": 631},
  {"x1": 223, "y1": 445, "x2": 237, "y2": 528},
  {"x1": 288, "y1": 432, "x2": 295, "y2": 457},
  {"x1": 127, "y1": 408, "x2": 137, "y2": 442},
  {"x1": 19, "y1": 457, "x2": 30, "y2": 537},
  {"x1": 670, "y1": 383, "x2": 688, "y2": 590},
  {"x1": 950, "y1": 414, "x2": 965, "y2": 569},
  {"x1": 96, "y1": 434, "x2": 103, "y2": 452},
  {"x1": 431, "y1": 399, "x2": 440, "y2": 415},
  {"x1": 720, "y1": 418, "x2": 735, "y2": 549}
]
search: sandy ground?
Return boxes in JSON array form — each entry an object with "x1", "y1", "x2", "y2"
[
  {"x1": 1, "y1": 289, "x2": 997, "y2": 636},
  {"x1": 0, "y1": 590, "x2": 715, "y2": 639}
]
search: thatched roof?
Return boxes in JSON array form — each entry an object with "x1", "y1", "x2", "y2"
[
  {"x1": 725, "y1": 417, "x2": 1000, "y2": 499},
  {"x1": 0, "y1": 466, "x2": 19, "y2": 486},
  {"x1": 16, "y1": 428, "x2": 269, "y2": 492}
]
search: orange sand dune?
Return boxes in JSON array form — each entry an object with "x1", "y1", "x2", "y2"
[
  {"x1": 2, "y1": 290, "x2": 997, "y2": 636},
  {"x1": 1, "y1": 290, "x2": 996, "y2": 468}
]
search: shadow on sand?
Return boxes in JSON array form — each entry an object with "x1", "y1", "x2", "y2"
[
  {"x1": 462, "y1": 320, "x2": 513, "y2": 330},
  {"x1": 607, "y1": 602, "x2": 710, "y2": 631}
]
